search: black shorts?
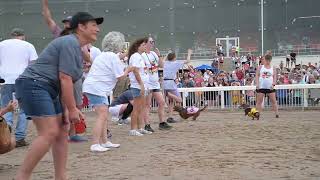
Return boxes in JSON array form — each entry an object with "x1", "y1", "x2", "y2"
[
  {"x1": 257, "y1": 89, "x2": 276, "y2": 95},
  {"x1": 150, "y1": 89, "x2": 161, "y2": 93}
]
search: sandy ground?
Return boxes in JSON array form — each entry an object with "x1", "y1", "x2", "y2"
[{"x1": 0, "y1": 111, "x2": 320, "y2": 180}]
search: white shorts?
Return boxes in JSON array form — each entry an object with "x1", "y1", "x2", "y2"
[{"x1": 109, "y1": 105, "x2": 122, "y2": 118}]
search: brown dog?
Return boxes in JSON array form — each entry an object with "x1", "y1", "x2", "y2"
[
  {"x1": 173, "y1": 105, "x2": 207, "y2": 121},
  {"x1": 239, "y1": 104, "x2": 260, "y2": 120}
]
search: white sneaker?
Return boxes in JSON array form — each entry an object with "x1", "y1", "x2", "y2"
[
  {"x1": 129, "y1": 130, "x2": 144, "y2": 136},
  {"x1": 101, "y1": 141, "x2": 120, "y2": 148},
  {"x1": 90, "y1": 144, "x2": 110, "y2": 152},
  {"x1": 139, "y1": 128, "x2": 152, "y2": 135}
]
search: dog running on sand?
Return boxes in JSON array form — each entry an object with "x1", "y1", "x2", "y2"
[
  {"x1": 239, "y1": 104, "x2": 260, "y2": 120},
  {"x1": 173, "y1": 105, "x2": 207, "y2": 121}
]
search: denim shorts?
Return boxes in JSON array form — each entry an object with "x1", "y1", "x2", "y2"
[
  {"x1": 85, "y1": 93, "x2": 109, "y2": 107},
  {"x1": 129, "y1": 88, "x2": 148, "y2": 98},
  {"x1": 15, "y1": 78, "x2": 62, "y2": 118}
]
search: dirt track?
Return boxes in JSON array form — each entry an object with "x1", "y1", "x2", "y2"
[{"x1": 1, "y1": 111, "x2": 320, "y2": 180}]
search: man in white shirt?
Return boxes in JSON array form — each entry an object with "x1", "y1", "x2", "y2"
[{"x1": 0, "y1": 28, "x2": 38, "y2": 147}]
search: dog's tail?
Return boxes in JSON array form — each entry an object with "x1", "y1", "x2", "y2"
[
  {"x1": 173, "y1": 105, "x2": 182, "y2": 112},
  {"x1": 199, "y1": 105, "x2": 208, "y2": 112},
  {"x1": 239, "y1": 103, "x2": 250, "y2": 109}
]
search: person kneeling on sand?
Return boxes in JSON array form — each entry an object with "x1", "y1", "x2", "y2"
[{"x1": 109, "y1": 89, "x2": 134, "y2": 125}]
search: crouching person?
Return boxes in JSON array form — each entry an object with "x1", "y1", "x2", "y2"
[{"x1": 109, "y1": 89, "x2": 134, "y2": 125}]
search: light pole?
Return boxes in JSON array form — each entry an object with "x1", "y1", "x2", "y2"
[
  {"x1": 169, "y1": 0, "x2": 176, "y2": 52},
  {"x1": 260, "y1": 0, "x2": 264, "y2": 55}
]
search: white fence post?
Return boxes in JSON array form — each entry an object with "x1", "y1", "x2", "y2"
[
  {"x1": 221, "y1": 90, "x2": 225, "y2": 109},
  {"x1": 303, "y1": 88, "x2": 308, "y2": 108},
  {"x1": 182, "y1": 92, "x2": 187, "y2": 108}
]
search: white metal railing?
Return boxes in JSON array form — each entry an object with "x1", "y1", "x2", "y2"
[
  {"x1": 150, "y1": 84, "x2": 320, "y2": 111},
  {"x1": 53, "y1": 84, "x2": 320, "y2": 113}
]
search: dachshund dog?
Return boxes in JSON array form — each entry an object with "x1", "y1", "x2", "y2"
[
  {"x1": 173, "y1": 105, "x2": 207, "y2": 121},
  {"x1": 239, "y1": 104, "x2": 260, "y2": 120}
]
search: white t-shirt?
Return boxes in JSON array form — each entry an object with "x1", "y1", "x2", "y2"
[
  {"x1": 142, "y1": 51, "x2": 160, "y2": 90},
  {"x1": 90, "y1": 46, "x2": 101, "y2": 61},
  {"x1": 128, "y1": 52, "x2": 149, "y2": 90},
  {"x1": 0, "y1": 39, "x2": 38, "y2": 84},
  {"x1": 259, "y1": 65, "x2": 274, "y2": 89},
  {"x1": 163, "y1": 61, "x2": 184, "y2": 90},
  {"x1": 83, "y1": 52, "x2": 124, "y2": 97}
]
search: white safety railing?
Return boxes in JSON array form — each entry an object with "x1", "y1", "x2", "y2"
[
  {"x1": 150, "y1": 84, "x2": 320, "y2": 111},
  {"x1": 5, "y1": 85, "x2": 319, "y2": 114}
]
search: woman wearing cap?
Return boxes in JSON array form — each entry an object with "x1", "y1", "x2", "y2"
[
  {"x1": 83, "y1": 31, "x2": 132, "y2": 152},
  {"x1": 255, "y1": 54, "x2": 279, "y2": 118},
  {"x1": 15, "y1": 12, "x2": 103, "y2": 180}
]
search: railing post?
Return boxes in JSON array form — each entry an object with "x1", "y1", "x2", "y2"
[
  {"x1": 221, "y1": 90, "x2": 225, "y2": 109},
  {"x1": 303, "y1": 88, "x2": 308, "y2": 108},
  {"x1": 182, "y1": 92, "x2": 187, "y2": 108}
]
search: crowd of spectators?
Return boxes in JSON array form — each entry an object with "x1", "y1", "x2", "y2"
[{"x1": 173, "y1": 52, "x2": 320, "y2": 107}]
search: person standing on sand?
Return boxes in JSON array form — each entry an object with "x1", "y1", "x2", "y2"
[{"x1": 14, "y1": 12, "x2": 103, "y2": 180}]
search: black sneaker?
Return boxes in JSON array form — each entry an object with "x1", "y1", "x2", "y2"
[
  {"x1": 167, "y1": 117, "x2": 177, "y2": 123},
  {"x1": 144, "y1": 124, "x2": 155, "y2": 132},
  {"x1": 159, "y1": 122, "x2": 172, "y2": 130},
  {"x1": 15, "y1": 139, "x2": 28, "y2": 148}
]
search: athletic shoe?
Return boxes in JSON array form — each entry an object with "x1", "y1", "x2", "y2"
[
  {"x1": 101, "y1": 141, "x2": 120, "y2": 148},
  {"x1": 144, "y1": 124, "x2": 155, "y2": 132},
  {"x1": 167, "y1": 117, "x2": 178, "y2": 123},
  {"x1": 123, "y1": 118, "x2": 130, "y2": 124},
  {"x1": 118, "y1": 118, "x2": 130, "y2": 125},
  {"x1": 138, "y1": 128, "x2": 152, "y2": 135},
  {"x1": 118, "y1": 119, "x2": 125, "y2": 126},
  {"x1": 15, "y1": 139, "x2": 28, "y2": 148},
  {"x1": 159, "y1": 122, "x2": 172, "y2": 130},
  {"x1": 90, "y1": 144, "x2": 110, "y2": 152},
  {"x1": 129, "y1": 130, "x2": 144, "y2": 136},
  {"x1": 69, "y1": 135, "x2": 88, "y2": 142}
]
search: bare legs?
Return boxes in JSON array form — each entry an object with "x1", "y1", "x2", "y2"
[{"x1": 16, "y1": 115, "x2": 68, "y2": 180}]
